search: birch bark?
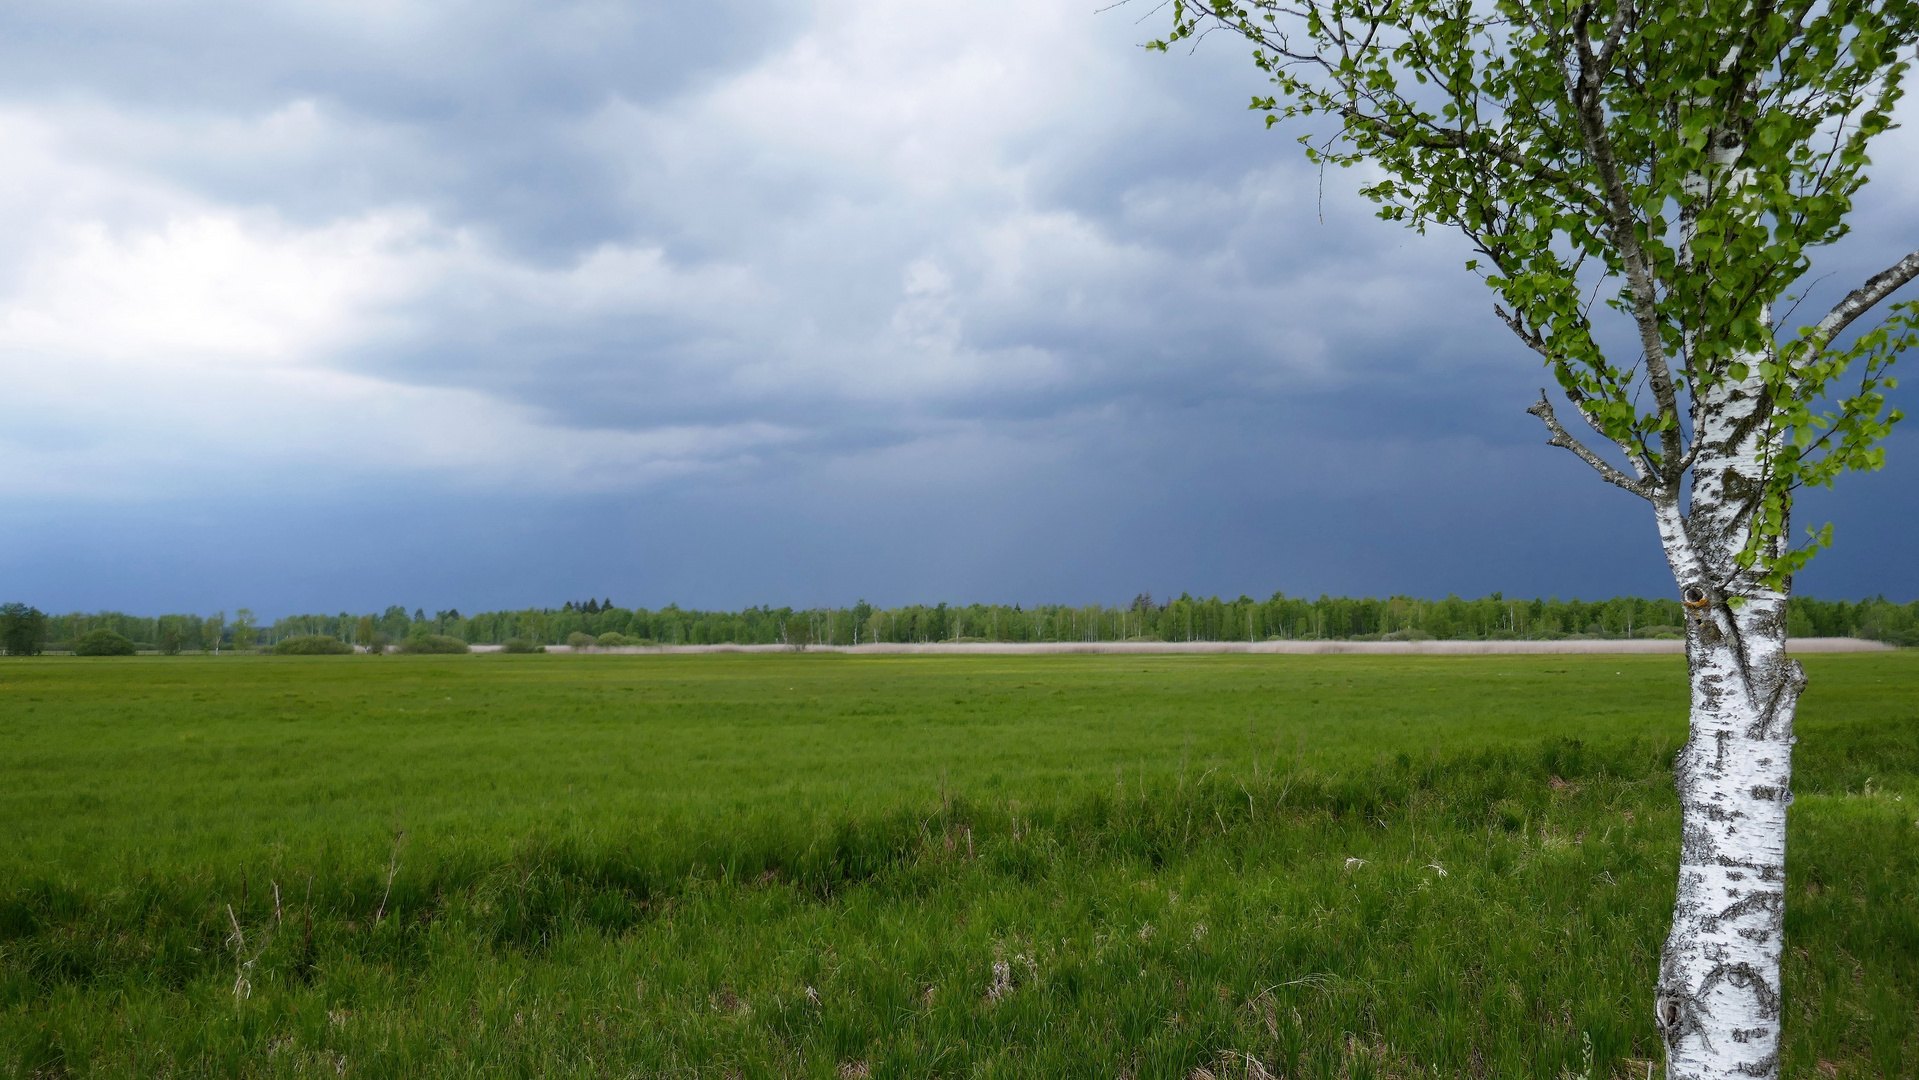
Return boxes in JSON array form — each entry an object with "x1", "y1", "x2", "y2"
[{"x1": 1651, "y1": 369, "x2": 1804, "y2": 1080}]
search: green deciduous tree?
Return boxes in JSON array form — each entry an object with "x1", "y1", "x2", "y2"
[
  {"x1": 1152, "y1": 3, "x2": 1917, "y2": 1076},
  {"x1": 231, "y1": 609, "x2": 258, "y2": 652},
  {"x1": 356, "y1": 614, "x2": 378, "y2": 651},
  {"x1": 782, "y1": 614, "x2": 813, "y2": 651},
  {"x1": 0, "y1": 603, "x2": 47, "y2": 656}
]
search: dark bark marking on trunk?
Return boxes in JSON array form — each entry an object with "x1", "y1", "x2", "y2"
[
  {"x1": 1682, "y1": 823, "x2": 1718, "y2": 864},
  {"x1": 1702, "y1": 891, "x2": 1782, "y2": 935},
  {"x1": 1713, "y1": 855, "x2": 1781, "y2": 882},
  {"x1": 1745, "y1": 657, "x2": 1804, "y2": 740},
  {"x1": 1698, "y1": 961, "x2": 1781, "y2": 1021},
  {"x1": 1655, "y1": 989, "x2": 1701, "y2": 1048}
]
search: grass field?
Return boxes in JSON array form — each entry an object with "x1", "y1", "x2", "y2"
[{"x1": 3, "y1": 653, "x2": 1915, "y2": 1079}]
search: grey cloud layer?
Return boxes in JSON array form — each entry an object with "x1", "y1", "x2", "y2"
[
  {"x1": 1, "y1": 0, "x2": 1911, "y2": 608},
  {"x1": 4, "y1": 0, "x2": 1509, "y2": 479}
]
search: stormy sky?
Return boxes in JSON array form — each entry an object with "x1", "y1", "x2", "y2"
[{"x1": 2, "y1": 0, "x2": 1914, "y2": 617}]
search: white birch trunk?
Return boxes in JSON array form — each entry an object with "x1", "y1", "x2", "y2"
[{"x1": 1652, "y1": 369, "x2": 1804, "y2": 1080}]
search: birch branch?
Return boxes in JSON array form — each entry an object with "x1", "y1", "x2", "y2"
[
  {"x1": 1805, "y1": 247, "x2": 1919, "y2": 351},
  {"x1": 1527, "y1": 392, "x2": 1655, "y2": 499},
  {"x1": 1567, "y1": 5, "x2": 1686, "y2": 474},
  {"x1": 1496, "y1": 304, "x2": 1659, "y2": 481}
]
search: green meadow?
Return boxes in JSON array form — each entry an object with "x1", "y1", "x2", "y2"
[{"x1": 3, "y1": 653, "x2": 1915, "y2": 1079}]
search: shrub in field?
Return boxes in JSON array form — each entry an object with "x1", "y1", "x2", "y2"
[
  {"x1": 0, "y1": 602, "x2": 46, "y2": 656},
  {"x1": 71, "y1": 629, "x2": 137, "y2": 656},
  {"x1": 500, "y1": 638, "x2": 545, "y2": 653},
  {"x1": 274, "y1": 635, "x2": 355, "y2": 655},
  {"x1": 596, "y1": 632, "x2": 629, "y2": 647},
  {"x1": 566, "y1": 631, "x2": 596, "y2": 649},
  {"x1": 397, "y1": 635, "x2": 471, "y2": 654}
]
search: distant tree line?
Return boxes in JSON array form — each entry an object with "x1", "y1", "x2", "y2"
[
  {"x1": 1, "y1": 606, "x2": 242, "y2": 655},
  {"x1": 4, "y1": 592, "x2": 1915, "y2": 654}
]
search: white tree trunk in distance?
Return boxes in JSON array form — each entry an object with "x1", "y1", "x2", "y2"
[{"x1": 1651, "y1": 371, "x2": 1804, "y2": 1080}]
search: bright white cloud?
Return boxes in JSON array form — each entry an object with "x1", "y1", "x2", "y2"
[{"x1": 0, "y1": 104, "x2": 815, "y2": 497}]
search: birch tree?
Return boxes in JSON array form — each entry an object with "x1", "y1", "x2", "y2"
[{"x1": 1151, "y1": 2, "x2": 1916, "y2": 1077}]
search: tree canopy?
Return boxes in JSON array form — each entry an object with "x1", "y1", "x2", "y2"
[{"x1": 1154, "y1": 0, "x2": 1915, "y2": 584}]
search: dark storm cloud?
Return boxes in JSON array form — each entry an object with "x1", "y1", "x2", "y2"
[{"x1": 0, "y1": 0, "x2": 1912, "y2": 613}]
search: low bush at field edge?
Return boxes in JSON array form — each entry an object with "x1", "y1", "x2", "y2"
[
  {"x1": 273, "y1": 635, "x2": 355, "y2": 655},
  {"x1": 396, "y1": 634, "x2": 471, "y2": 654},
  {"x1": 70, "y1": 628, "x2": 138, "y2": 656}
]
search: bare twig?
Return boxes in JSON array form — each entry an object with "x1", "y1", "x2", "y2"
[{"x1": 1528, "y1": 393, "x2": 1655, "y2": 499}]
